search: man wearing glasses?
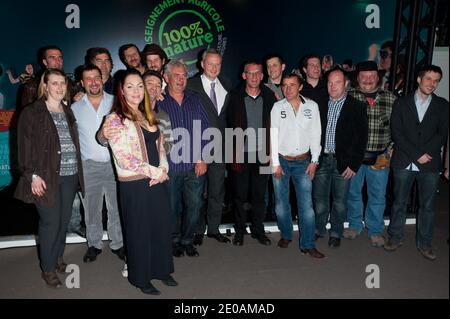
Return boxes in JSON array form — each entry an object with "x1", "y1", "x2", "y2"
[{"x1": 378, "y1": 41, "x2": 393, "y2": 88}]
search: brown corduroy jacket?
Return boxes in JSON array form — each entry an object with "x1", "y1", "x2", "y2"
[{"x1": 14, "y1": 99, "x2": 84, "y2": 207}]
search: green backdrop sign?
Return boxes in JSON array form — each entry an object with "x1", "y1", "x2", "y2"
[
  {"x1": 145, "y1": 0, "x2": 227, "y2": 65},
  {"x1": 0, "y1": 0, "x2": 396, "y2": 190}
]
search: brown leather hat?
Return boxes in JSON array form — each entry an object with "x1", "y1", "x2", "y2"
[{"x1": 142, "y1": 43, "x2": 168, "y2": 62}]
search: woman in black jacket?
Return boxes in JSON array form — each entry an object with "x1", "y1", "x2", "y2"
[{"x1": 15, "y1": 68, "x2": 84, "y2": 288}]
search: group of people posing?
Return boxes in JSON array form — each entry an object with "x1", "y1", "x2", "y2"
[{"x1": 13, "y1": 43, "x2": 449, "y2": 295}]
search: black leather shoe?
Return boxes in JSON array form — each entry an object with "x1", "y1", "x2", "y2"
[
  {"x1": 233, "y1": 233, "x2": 244, "y2": 246},
  {"x1": 256, "y1": 235, "x2": 271, "y2": 246},
  {"x1": 207, "y1": 233, "x2": 231, "y2": 243},
  {"x1": 140, "y1": 282, "x2": 161, "y2": 295},
  {"x1": 172, "y1": 243, "x2": 185, "y2": 257},
  {"x1": 111, "y1": 247, "x2": 126, "y2": 261},
  {"x1": 193, "y1": 234, "x2": 204, "y2": 246},
  {"x1": 162, "y1": 275, "x2": 178, "y2": 287},
  {"x1": 328, "y1": 237, "x2": 341, "y2": 248},
  {"x1": 83, "y1": 246, "x2": 102, "y2": 263},
  {"x1": 184, "y1": 244, "x2": 199, "y2": 257}
]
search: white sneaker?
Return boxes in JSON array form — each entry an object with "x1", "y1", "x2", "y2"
[{"x1": 121, "y1": 263, "x2": 128, "y2": 277}]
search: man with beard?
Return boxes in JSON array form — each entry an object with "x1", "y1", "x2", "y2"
[
  {"x1": 345, "y1": 61, "x2": 396, "y2": 247},
  {"x1": 142, "y1": 44, "x2": 168, "y2": 75},
  {"x1": 71, "y1": 64, "x2": 125, "y2": 263},
  {"x1": 118, "y1": 44, "x2": 146, "y2": 75},
  {"x1": 142, "y1": 43, "x2": 169, "y2": 90}
]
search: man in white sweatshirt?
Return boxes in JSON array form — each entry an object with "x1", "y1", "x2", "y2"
[{"x1": 270, "y1": 73, "x2": 324, "y2": 258}]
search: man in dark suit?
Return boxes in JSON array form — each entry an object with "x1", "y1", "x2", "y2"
[
  {"x1": 187, "y1": 49, "x2": 232, "y2": 245},
  {"x1": 385, "y1": 64, "x2": 449, "y2": 261},
  {"x1": 313, "y1": 67, "x2": 368, "y2": 248}
]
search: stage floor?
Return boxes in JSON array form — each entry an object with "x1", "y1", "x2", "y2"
[{"x1": 0, "y1": 181, "x2": 448, "y2": 299}]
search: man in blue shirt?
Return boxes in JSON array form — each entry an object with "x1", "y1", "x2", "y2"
[
  {"x1": 159, "y1": 59, "x2": 210, "y2": 258},
  {"x1": 71, "y1": 64, "x2": 124, "y2": 263}
]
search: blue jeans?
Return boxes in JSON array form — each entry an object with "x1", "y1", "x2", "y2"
[
  {"x1": 347, "y1": 165, "x2": 389, "y2": 237},
  {"x1": 388, "y1": 168, "x2": 440, "y2": 249},
  {"x1": 313, "y1": 155, "x2": 350, "y2": 238},
  {"x1": 167, "y1": 170, "x2": 206, "y2": 246},
  {"x1": 273, "y1": 156, "x2": 316, "y2": 249}
]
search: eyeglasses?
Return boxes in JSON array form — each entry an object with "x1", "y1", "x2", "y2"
[{"x1": 379, "y1": 50, "x2": 392, "y2": 59}]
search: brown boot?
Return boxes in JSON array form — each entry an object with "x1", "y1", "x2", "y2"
[
  {"x1": 56, "y1": 257, "x2": 67, "y2": 273},
  {"x1": 41, "y1": 271, "x2": 62, "y2": 288}
]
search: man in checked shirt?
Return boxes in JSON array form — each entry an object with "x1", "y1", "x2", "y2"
[{"x1": 345, "y1": 61, "x2": 397, "y2": 247}]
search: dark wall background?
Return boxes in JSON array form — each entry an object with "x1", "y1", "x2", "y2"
[
  {"x1": 0, "y1": 0, "x2": 395, "y2": 109},
  {"x1": 0, "y1": 0, "x2": 395, "y2": 235}
]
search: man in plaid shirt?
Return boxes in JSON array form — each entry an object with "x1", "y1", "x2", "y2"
[{"x1": 345, "y1": 61, "x2": 397, "y2": 247}]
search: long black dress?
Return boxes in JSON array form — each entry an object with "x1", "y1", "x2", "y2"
[{"x1": 119, "y1": 127, "x2": 173, "y2": 288}]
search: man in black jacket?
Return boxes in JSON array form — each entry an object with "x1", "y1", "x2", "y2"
[
  {"x1": 313, "y1": 67, "x2": 368, "y2": 248},
  {"x1": 226, "y1": 61, "x2": 277, "y2": 246},
  {"x1": 300, "y1": 54, "x2": 328, "y2": 104},
  {"x1": 385, "y1": 64, "x2": 449, "y2": 261},
  {"x1": 20, "y1": 45, "x2": 81, "y2": 109},
  {"x1": 187, "y1": 49, "x2": 232, "y2": 245}
]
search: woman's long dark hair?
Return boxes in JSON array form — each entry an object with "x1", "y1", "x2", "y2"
[{"x1": 112, "y1": 69, "x2": 158, "y2": 126}]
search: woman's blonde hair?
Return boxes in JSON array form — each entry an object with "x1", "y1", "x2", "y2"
[{"x1": 37, "y1": 68, "x2": 70, "y2": 103}]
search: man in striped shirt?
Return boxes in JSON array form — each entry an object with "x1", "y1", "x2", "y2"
[{"x1": 159, "y1": 59, "x2": 210, "y2": 258}]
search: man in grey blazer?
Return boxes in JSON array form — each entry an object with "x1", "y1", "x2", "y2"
[
  {"x1": 386, "y1": 64, "x2": 449, "y2": 260},
  {"x1": 187, "y1": 49, "x2": 232, "y2": 244}
]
